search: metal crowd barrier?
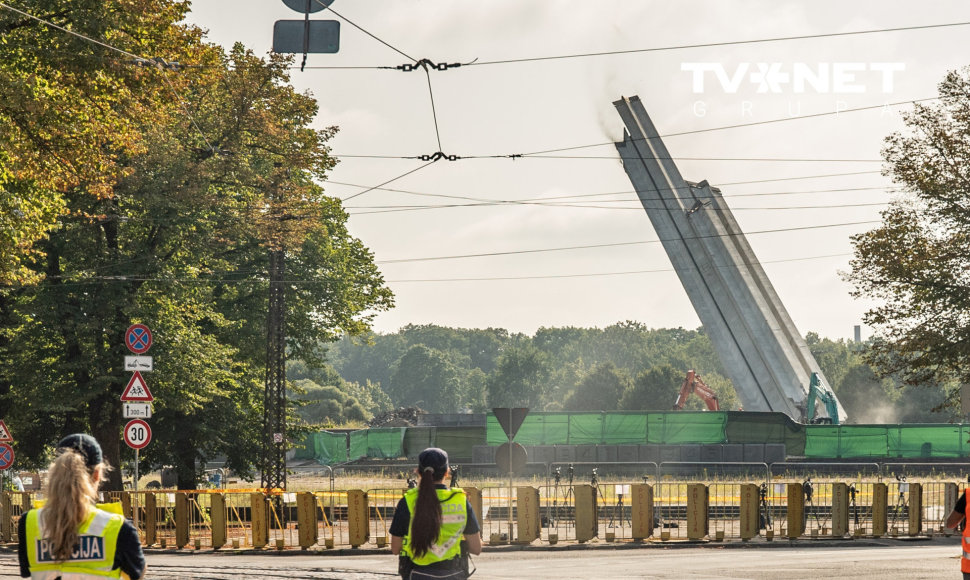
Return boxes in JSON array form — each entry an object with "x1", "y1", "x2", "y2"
[{"x1": 0, "y1": 477, "x2": 963, "y2": 549}]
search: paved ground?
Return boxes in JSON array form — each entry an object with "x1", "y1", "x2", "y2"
[{"x1": 0, "y1": 539, "x2": 963, "y2": 579}]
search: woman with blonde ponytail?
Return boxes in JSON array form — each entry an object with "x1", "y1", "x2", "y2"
[
  {"x1": 18, "y1": 434, "x2": 145, "y2": 579},
  {"x1": 390, "y1": 448, "x2": 482, "y2": 580}
]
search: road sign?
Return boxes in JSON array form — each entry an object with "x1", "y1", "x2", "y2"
[
  {"x1": 272, "y1": 20, "x2": 340, "y2": 54},
  {"x1": 121, "y1": 372, "x2": 154, "y2": 402},
  {"x1": 124, "y1": 356, "x2": 153, "y2": 372},
  {"x1": 0, "y1": 443, "x2": 14, "y2": 470},
  {"x1": 492, "y1": 408, "x2": 529, "y2": 440},
  {"x1": 123, "y1": 403, "x2": 152, "y2": 419},
  {"x1": 124, "y1": 419, "x2": 152, "y2": 449},
  {"x1": 125, "y1": 324, "x2": 153, "y2": 354},
  {"x1": 0, "y1": 420, "x2": 12, "y2": 442},
  {"x1": 282, "y1": 0, "x2": 334, "y2": 13}
]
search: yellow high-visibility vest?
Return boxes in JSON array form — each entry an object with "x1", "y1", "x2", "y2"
[
  {"x1": 402, "y1": 487, "x2": 467, "y2": 566},
  {"x1": 25, "y1": 506, "x2": 124, "y2": 579}
]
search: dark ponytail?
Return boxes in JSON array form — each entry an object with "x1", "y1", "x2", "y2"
[{"x1": 409, "y1": 465, "x2": 443, "y2": 557}]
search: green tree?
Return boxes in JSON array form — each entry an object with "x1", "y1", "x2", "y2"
[
  {"x1": 0, "y1": 8, "x2": 392, "y2": 488},
  {"x1": 487, "y1": 344, "x2": 549, "y2": 409},
  {"x1": 621, "y1": 365, "x2": 682, "y2": 411},
  {"x1": 845, "y1": 67, "x2": 970, "y2": 398},
  {"x1": 389, "y1": 345, "x2": 462, "y2": 413},
  {"x1": 564, "y1": 362, "x2": 632, "y2": 411}
]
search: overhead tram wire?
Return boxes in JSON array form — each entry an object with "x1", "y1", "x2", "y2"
[
  {"x1": 340, "y1": 160, "x2": 438, "y2": 202},
  {"x1": 330, "y1": 180, "x2": 898, "y2": 211},
  {"x1": 385, "y1": 252, "x2": 854, "y2": 283},
  {"x1": 37, "y1": 250, "x2": 853, "y2": 287},
  {"x1": 0, "y1": 1, "x2": 217, "y2": 152},
  {"x1": 376, "y1": 219, "x2": 881, "y2": 264},
  {"x1": 293, "y1": 20, "x2": 970, "y2": 71},
  {"x1": 333, "y1": 154, "x2": 884, "y2": 162},
  {"x1": 346, "y1": 200, "x2": 891, "y2": 215},
  {"x1": 311, "y1": 0, "x2": 416, "y2": 63},
  {"x1": 511, "y1": 97, "x2": 939, "y2": 158},
  {"x1": 465, "y1": 21, "x2": 970, "y2": 68},
  {"x1": 330, "y1": 96, "x2": 935, "y2": 162}
]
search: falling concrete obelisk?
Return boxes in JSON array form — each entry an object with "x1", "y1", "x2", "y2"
[{"x1": 613, "y1": 95, "x2": 846, "y2": 423}]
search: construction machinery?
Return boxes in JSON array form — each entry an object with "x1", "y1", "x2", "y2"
[
  {"x1": 806, "y1": 372, "x2": 840, "y2": 424},
  {"x1": 674, "y1": 370, "x2": 720, "y2": 411}
]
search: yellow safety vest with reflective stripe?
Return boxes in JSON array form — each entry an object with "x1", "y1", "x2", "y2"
[
  {"x1": 26, "y1": 506, "x2": 124, "y2": 579},
  {"x1": 402, "y1": 487, "x2": 467, "y2": 566},
  {"x1": 962, "y1": 497, "x2": 970, "y2": 573}
]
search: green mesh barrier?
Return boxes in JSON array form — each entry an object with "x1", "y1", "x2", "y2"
[
  {"x1": 889, "y1": 425, "x2": 967, "y2": 458},
  {"x1": 837, "y1": 426, "x2": 890, "y2": 458},
  {"x1": 487, "y1": 411, "x2": 724, "y2": 445},
  {"x1": 568, "y1": 414, "x2": 605, "y2": 445},
  {"x1": 725, "y1": 411, "x2": 806, "y2": 455},
  {"x1": 486, "y1": 413, "x2": 570, "y2": 445},
  {"x1": 348, "y1": 428, "x2": 405, "y2": 460},
  {"x1": 293, "y1": 431, "x2": 348, "y2": 465},
  {"x1": 403, "y1": 427, "x2": 435, "y2": 459},
  {"x1": 806, "y1": 424, "x2": 970, "y2": 458},
  {"x1": 804, "y1": 425, "x2": 842, "y2": 458},
  {"x1": 433, "y1": 427, "x2": 485, "y2": 460},
  {"x1": 646, "y1": 412, "x2": 727, "y2": 444},
  {"x1": 602, "y1": 413, "x2": 649, "y2": 444},
  {"x1": 349, "y1": 430, "x2": 369, "y2": 461},
  {"x1": 293, "y1": 433, "x2": 315, "y2": 460}
]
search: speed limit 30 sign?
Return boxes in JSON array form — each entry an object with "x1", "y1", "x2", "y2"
[{"x1": 124, "y1": 419, "x2": 152, "y2": 449}]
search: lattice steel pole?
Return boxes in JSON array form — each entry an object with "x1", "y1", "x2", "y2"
[{"x1": 260, "y1": 247, "x2": 287, "y2": 494}]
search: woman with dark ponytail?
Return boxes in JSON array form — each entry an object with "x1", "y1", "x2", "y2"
[
  {"x1": 18, "y1": 434, "x2": 145, "y2": 579},
  {"x1": 391, "y1": 448, "x2": 482, "y2": 579}
]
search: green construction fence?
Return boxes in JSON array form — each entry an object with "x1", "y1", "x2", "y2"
[{"x1": 296, "y1": 413, "x2": 970, "y2": 464}]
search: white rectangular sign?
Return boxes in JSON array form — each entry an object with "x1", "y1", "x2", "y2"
[
  {"x1": 123, "y1": 403, "x2": 152, "y2": 419},
  {"x1": 124, "y1": 356, "x2": 153, "y2": 372}
]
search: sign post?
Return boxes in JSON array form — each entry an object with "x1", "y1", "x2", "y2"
[
  {"x1": 124, "y1": 324, "x2": 154, "y2": 532},
  {"x1": 0, "y1": 420, "x2": 14, "y2": 492}
]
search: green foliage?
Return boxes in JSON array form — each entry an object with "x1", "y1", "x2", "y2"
[
  {"x1": 0, "y1": 4, "x2": 391, "y2": 488},
  {"x1": 324, "y1": 322, "x2": 950, "y2": 423},
  {"x1": 621, "y1": 364, "x2": 681, "y2": 411},
  {"x1": 389, "y1": 345, "x2": 463, "y2": 412},
  {"x1": 845, "y1": 67, "x2": 970, "y2": 400},
  {"x1": 486, "y1": 344, "x2": 550, "y2": 408},
  {"x1": 564, "y1": 362, "x2": 632, "y2": 411}
]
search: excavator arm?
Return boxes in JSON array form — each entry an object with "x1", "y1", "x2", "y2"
[{"x1": 674, "y1": 370, "x2": 720, "y2": 411}]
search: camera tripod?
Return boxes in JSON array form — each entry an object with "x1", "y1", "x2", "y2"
[
  {"x1": 803, "y1": 478, "x2": 821, "y2": 530},
  {"x1": 848, "y1": 484, "x2": 860, "y2": 531},
  {"x1": 890, "y1": 475, "x2": 908, "y2": 530},
  {"x1": 607, "y1": 489, "x2": 631, "y2": 528},
  {"x1": 759, "y1": 483, "x2": 772, "y2": 531},
  {"x1": 548, "y1": 465, "x2": 574, "y2": 528}
]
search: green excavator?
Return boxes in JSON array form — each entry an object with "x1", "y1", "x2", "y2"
[{"x1": 806, "y1": 372, "x2": 840, "y2": 425}]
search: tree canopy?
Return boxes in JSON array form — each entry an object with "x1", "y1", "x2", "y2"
[
  {"x1": 845, "y1": 67, "x2": 970, "y2": 398},
  {"x1": 0, "y1": 1, "x2": 392, "y2": 488}
]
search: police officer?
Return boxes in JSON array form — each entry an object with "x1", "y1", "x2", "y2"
[
  {"x1": 18, "y1": 434, "x2": 145, "y2": 579},
  {"x1": 390, "y1": 448, "x2": 482, "y2": 580}
]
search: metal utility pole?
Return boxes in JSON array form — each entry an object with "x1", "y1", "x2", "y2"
[{"x1": 260, "y1": 247, "x2": 287, "y2": 493}]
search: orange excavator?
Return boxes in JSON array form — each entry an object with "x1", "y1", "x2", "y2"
[{"x1": 674, "y1": 370, "x2": 720, "y2": 411}]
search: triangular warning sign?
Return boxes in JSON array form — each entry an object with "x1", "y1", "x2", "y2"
[
  {"x1": 121, "y1": 372, "x2": 154, "y2": 402},
  {"x1": 0, "y1": 420, "x2": 12, "y2": 442},
  {"x1": 492, "y1": 408, "x2": 529, "y2": 441}
]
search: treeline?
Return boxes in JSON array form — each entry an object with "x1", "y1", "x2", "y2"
[{"x1": 288, "y1": 322, "x2": 958, "y2": 426}]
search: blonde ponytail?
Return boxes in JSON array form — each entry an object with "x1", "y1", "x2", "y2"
[{"x1": 40, "y1": 449, "x2": 109, "y2": 561}]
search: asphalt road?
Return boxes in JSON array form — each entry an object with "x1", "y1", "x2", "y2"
[{"x1": 0, "y1": 540, "x2": 963, "y2": 579}]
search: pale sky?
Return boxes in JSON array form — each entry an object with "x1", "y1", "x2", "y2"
[{"x1": 188, "y1": 1, "x2": 970, "y2": 340}]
